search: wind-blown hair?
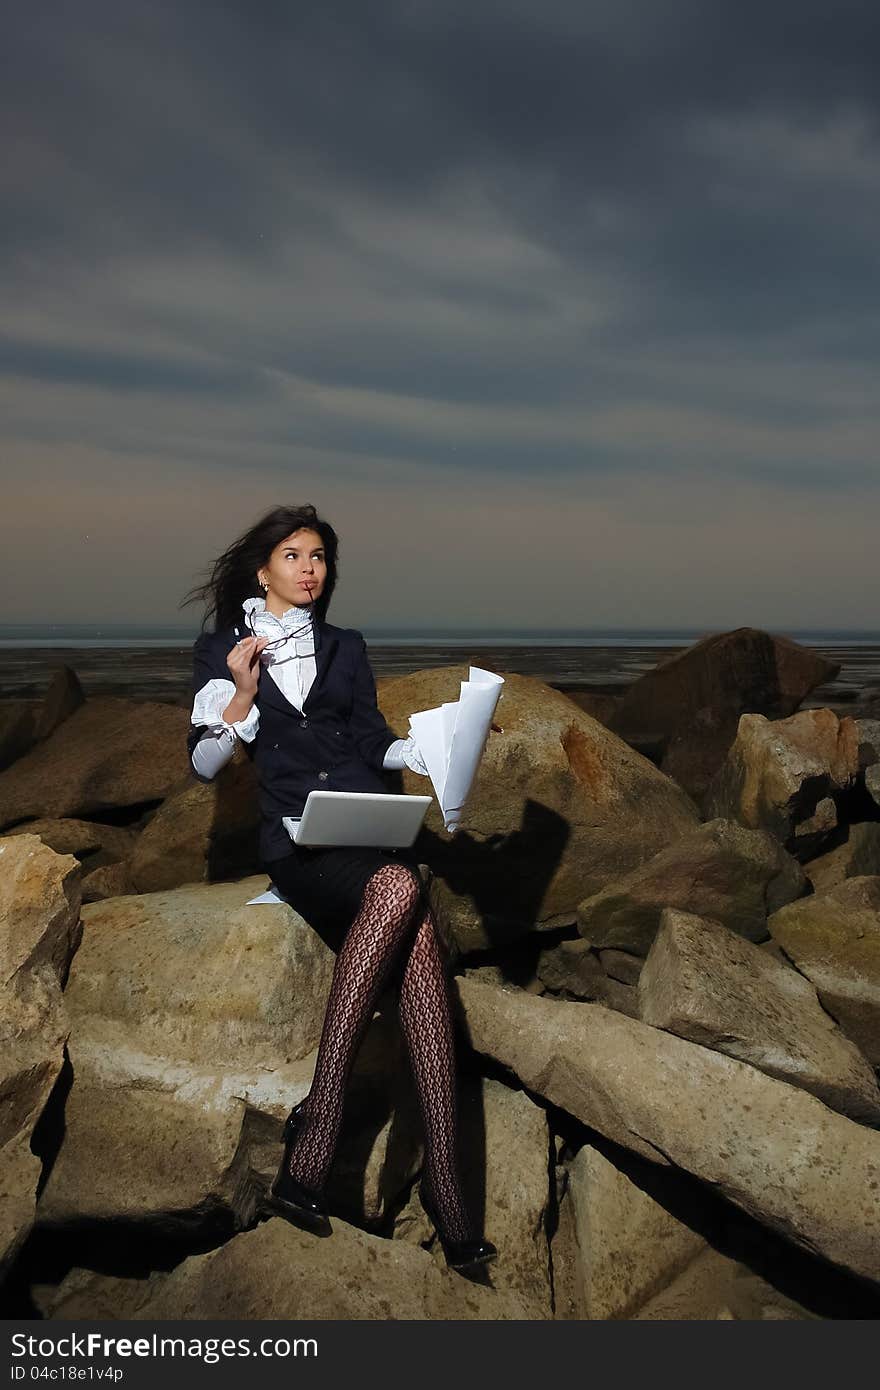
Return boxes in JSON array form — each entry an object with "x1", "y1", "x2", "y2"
[{"x1": 180, "y1": 504, "x2": 340, "y2": 633}]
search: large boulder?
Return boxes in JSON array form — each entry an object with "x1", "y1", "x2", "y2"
[
  {"x1": 599, "y1": 948, "x2": 643, "y2": 984},
  {"x1": 0, "y1": 698, "x2": 191, "y2": 828},
  {"x1": 80, "y1": 861, "x2": 137, "y2": 902},
  {"x1": 633, "y1": 1245, "x2": 818, "y2": 1320},
  {"x1": 857, "y1": 719, "x2": 880, "y2": 771},
  {"x1": 575, "y1": 818, "x2": 805, "y2": 956},
  {"x1": 0, "y1": 835, "x2": 81, "y2": 1276},
  {"x1": 36, "y1": 877, "x2": 338, "y2": 1231},
  {"x1": 377, "y1": 667, "x2": 700, "y2": 953},
  {"x1": 556, "y1": 1141, "x2": 705, "y2": 1319},
  {"x1": 767, "y1": 877, "x2": 880, "y2": 1066},
  {"x1": 35, "y1": 1214, "x2": 544, "y2": 1320},
  {"x1": 703, "y1": 710, "x2": 860, "y2": 856},
  {"x1": 454, "y1": 977, "x2": 880, "y2": 1285},
  {"x1": 0, "y1": 834, "x2": 83, "y2": 984},
  {"x1": 454, "y1": 1076, "x2": 551, "y2": 1311},
  {"x1": 4, "y1": 817, "x2": 137, "y2": 868},
  {"x1": 858, "y1": 721, "x2": 880, "y2": 811},
  {"x1": 34, "y1": 666, "x2": 85, "y2": 741},
  {"x1": 127, "y1": 754, "x2": 261, "y2": 892},
  {"x1": 0, "y1": 702, "x2": 37, "y2": 772},
  {"x1": 36, "y1": 877, "x2": 425, "y2": 1235},
  {"x1": 609, "y1": 627, "x2": 837, "y2": 746},
  {"x1": 550, "y1": 688, "x2": 620, "y2": 729},
  {"x1": 639, "y1": 907, "x2": 880, "y2": 1123},
  {"x1": 242, "y1": 1005, "x2": 426, "y2": 1232},
  {"x1": 395, "y1": 1076, "x2": 552, "y2": 1312},
  {"x1": 536, "y1": 939, "x2": 641, "y2": 1017},
  {"x1": 659, "y1": 707, "x2": 744, "y2": 807},
  {"x1": 804, "y1": 823, "x2": 880, "y2": 895}
]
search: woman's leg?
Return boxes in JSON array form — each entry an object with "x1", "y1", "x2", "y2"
[
  {"x1": 283, "y1": 861, "x2": 422, "y2": 1191},
  {"x1": 397, "y1": 907, "x2": 475, "y2": 1244}
]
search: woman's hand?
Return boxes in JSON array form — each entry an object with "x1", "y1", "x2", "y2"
[{"x1": 226, "y1": 635, "x2": 270, "y2": 700}]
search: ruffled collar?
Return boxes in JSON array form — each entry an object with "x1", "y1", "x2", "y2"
[{"x1": 241, "y1": 595, "x2": 316, "y2": 662}]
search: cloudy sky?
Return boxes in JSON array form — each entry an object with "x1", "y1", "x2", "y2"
[{"x1": 3, "y1": 0, "x2": 878, "y2": 633}]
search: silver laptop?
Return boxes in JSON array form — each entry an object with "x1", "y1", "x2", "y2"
[{"x1": 283, "y1": 791, "x2": 433, "y2": 848}]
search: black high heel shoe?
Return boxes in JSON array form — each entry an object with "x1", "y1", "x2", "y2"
[
  {"x1": 420, "y1": 1182, "x2": 498, "y2": 1272},
  {"x1": 261, "y1": 1101, "x2": 332, "y2": 1236}
]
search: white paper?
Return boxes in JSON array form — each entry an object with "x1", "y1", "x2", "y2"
[
  {"x1": 408, "y1": 666, "x2": 504, "y2": 833},
  {"x1": 246, "y1": 884, "x2": 289, "y2": 905}
]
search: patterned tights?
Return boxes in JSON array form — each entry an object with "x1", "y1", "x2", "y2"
[{"x1": 283, "y1": 862, "x2": 474, "y2": 1244}]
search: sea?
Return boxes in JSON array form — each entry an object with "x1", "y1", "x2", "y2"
[{"x1": 1, "y1": 625, "x2": 878, "y2": 708}]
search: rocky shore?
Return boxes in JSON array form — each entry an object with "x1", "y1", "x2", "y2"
[{"x1": 2, "y1": 626, "x2": 880, "y2": 1320}]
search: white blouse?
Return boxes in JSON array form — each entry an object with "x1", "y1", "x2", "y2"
[{"x1": 190, "y1": 597, "x2": 426, "y2": 780}]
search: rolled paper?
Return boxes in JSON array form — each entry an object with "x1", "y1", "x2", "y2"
[{"x1": 408, "y1": 667, "x2": 504, "y2": 833}]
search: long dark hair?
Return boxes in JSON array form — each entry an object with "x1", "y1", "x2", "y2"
[{"x1": 179, "y1": 504, "x2": 340, "y2": 633}]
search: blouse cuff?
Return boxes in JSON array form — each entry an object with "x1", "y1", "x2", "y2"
[
  {"x1": 382, "y1": 735, "x2": 429, "y2": 775},
  {"x1": 191, "y1": 678, "x2": 260, "y2": 743}
]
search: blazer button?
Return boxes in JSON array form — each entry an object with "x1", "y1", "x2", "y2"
[
  {"x1": 300, "y1": 719, "x2": 309, "y2": 728},
  {"x1": 318, "y1": 771, "x2": 329, "y2": 781}
]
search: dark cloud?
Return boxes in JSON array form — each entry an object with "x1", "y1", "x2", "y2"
[
  {"x1": 0, "y1": 335, "x2": 269, "y2": 396},
  {"x1": 2, "y1": 1, "x2": 878, "y2": 625}
]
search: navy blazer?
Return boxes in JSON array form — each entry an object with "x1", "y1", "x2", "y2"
[{"x1": 187, "y1": 620, "x2": 399, "y2": 863}]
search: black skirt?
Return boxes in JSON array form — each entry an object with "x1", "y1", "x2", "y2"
[{"x1": 261, "y1": 843, "x2": 428, "y2": 950}]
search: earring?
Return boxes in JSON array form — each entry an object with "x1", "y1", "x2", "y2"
[{"x1": 260, "y1": 579, "x2": 268, "y2": 591}]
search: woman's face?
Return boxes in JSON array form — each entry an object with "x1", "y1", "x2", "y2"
[{"x1": 259, "y1": 528, "x2": 328, "y2": 611}]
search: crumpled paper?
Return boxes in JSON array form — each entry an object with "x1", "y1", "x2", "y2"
[{"x1": 408, "y1": 666, "x2": 504, "y2": 833}]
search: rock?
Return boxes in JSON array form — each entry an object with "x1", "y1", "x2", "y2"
[
  {"x1": 634, "y1": 1246, "x2": 818, "y2": 1320},
  {"x1": 376, "y1": 667, "x2": 700, "y2": 952},
  {"x1": 35, "y1": 1214, "x2": 544, "y2": 1319},
  {"x1": 856, "y1": 719, "x2": 880, "y2": 770},
  {"x1": 0, "y1": 833, "x2": 83, "y2": 983},
  {"x1": 461, "y1": 961, "x2": 545, "y2": 995},
  {"x1": 36, "y1": 876, "x2": 340, "y2": 1229},
  {"x1": 536, "y1": 938, "x2": 605, "y2": 997},
  {"x1": 461, "y1": 962, "x2": 521, "y2": 990},
  {"x1": 558, "y1": 1141, "x2": 705, "y2": 1319},
  {"x1": 453, "y1": 1078, "x2": 551, "y2": 1310},
  {"x1": 128, "y1": 754, "x2": 261, "y2": 892},
  {"x1": 703, "y1": 710, "x2": 860, "y2": 856},
  {"x1": 240, "y1": 1007, "x2": 424, "y2": 1231},
  {"x1": 34, "y1": 873, "x2": 444, "y2": 1236},
  {"x1": 0, "y1": 835, "x2": 81, "y2": 1276},
  {"x1": 609, "y1": 628, "x2": 837, "y2": 747},
  {"x1": 454, "y1": 976, "x2": 880, "y2": 1284},
  {"x1": 659, "y1": 707, "x2": 742, "y2": 808},
  {"x1": 69, "y1": 876, "x2": 335, "y2": 1071},
  {"x1": 550, "y1": 688, "x2": 620, "y2": 727},
  {"x1": 34, "y1": 665, "x2": 85, "y2": 740},
  {"x1": 576, "y1": 819, "x2": 805, "y2": 956},
  {"x1": 0, "y1": 698, "x2": 191, "y2": 829},
  {"x1": 768, "y1": 877, "x2": 880, "y2": 1066},
  {"x1": 0, "y1": 701, "x2": 37, "y2": 771},
  {"x1": 790, "y1": 795, "x2": 839, "y2": 856},
  {"x1": 804, "y1": 824, "x2": 880, "y2": 895},
  {"x1": 537, "y1": 939, "x2": 641, "y2": 1017},
  {"x1": 638, "y1": 908, "x2": 880, "y2": 1124},
  {"x1": 4, "y1": 817, "x2": 137, "y2": 868},
  {"x1": 81, "y1": 861, "x2": 137, "y2": 902},
  {"x1": 868, "y1": 765, "x2": 880, "y2": 810},
  {"x1": 546, "y1": 1162, "x2": 582, "y2": 1319},
  {"x1": 599, "y1": 949, "x2": 643, "y2": 985},
  {"x1": 395, "y1": 1074, "x2": 551, "y2": 1309}
]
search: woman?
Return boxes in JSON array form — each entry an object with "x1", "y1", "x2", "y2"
[{"x1": 183, "y1": 503, "x2": 497, "y2": 1273}]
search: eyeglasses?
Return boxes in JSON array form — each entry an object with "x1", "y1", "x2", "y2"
[{"x1": 243, "y1": 604, "x2": 320, "y2": 654}]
